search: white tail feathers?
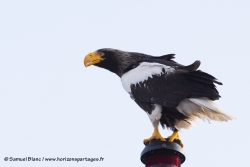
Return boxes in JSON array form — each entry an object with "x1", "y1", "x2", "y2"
[{"x1": 175, "y1": 97, "x2": 234, "y2": 129}]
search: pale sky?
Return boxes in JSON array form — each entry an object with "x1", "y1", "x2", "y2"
[{"x1": 0, "y1": 1, "x2": 250, "y2": 167}]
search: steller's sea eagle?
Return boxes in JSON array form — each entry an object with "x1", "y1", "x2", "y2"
[{"x1": 84, "y1": 48, "x2": 233, "y2": 147}]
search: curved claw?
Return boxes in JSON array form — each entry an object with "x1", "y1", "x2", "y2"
[
  {"x1": 143, "y1": 128, "x2": 166, "y2": 144},
  {"x1": 167, "y1": 130, "x2": 184, "y2": 147}
]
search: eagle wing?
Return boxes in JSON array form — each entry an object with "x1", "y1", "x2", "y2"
[{"x1": 122, "y1": 59, "x2": 222, "y2": 108}]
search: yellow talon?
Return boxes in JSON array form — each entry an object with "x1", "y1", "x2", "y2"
[
  {"x1": 168, "y1": 130, "x2": 184, "y2": 148},
  {"x1": 144, "y1": 128, "x2": 166, "y2": 143},
  {"x1": 144, "y1": 128, "x2": 184, "y2": 147}
]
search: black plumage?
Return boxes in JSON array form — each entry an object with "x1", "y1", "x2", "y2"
[{"x1": 84, "y1": 48, "x2": 233, "y2": 145}]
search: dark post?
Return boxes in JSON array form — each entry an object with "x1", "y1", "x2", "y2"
[{"x1": 140, "y1": 139, "x2": 185, "y2": 167}]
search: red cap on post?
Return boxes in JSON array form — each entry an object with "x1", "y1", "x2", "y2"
[
  {"x1": 141, "y1": 139, "x2": 185, "y2": 167},
  {"x1": 146, "y1": 152, "x2": 181, "y2": 167}
]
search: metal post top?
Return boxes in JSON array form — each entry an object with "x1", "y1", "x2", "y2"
[{"x1": 140, "y1": 139, "x2": 186, "y2": 164}]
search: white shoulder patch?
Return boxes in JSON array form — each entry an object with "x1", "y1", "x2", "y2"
[{"x1": 121, "y1": 62, "x2": 175, "y2": 93}]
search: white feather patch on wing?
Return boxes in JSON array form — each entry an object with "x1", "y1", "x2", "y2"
[
  {"x1": 121, "y1": 62, "x2": 174, "y2": 93},
  {"x1": 176, "y1": 97, "x2": 234, "y2": 124}
]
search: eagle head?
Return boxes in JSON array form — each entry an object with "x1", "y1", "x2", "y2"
[{"x1": 84, "y1": 48, "x2": 148, "y2": 77}]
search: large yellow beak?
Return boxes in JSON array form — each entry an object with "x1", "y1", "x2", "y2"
[{"x1": 84, "y1": 52, "x2": 103, "y2": 67}]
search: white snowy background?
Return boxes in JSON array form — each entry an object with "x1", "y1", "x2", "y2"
[{"x1": 0, "y1": 1, "x2": 249, "y2": 167}]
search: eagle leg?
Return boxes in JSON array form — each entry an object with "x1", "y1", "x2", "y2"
[
  {"x1": 168, "y1": 130, "x2": 184, "y2": 148},
  {"x1": 143, "y1": 128, "x2": 166, "y2": 144}
]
